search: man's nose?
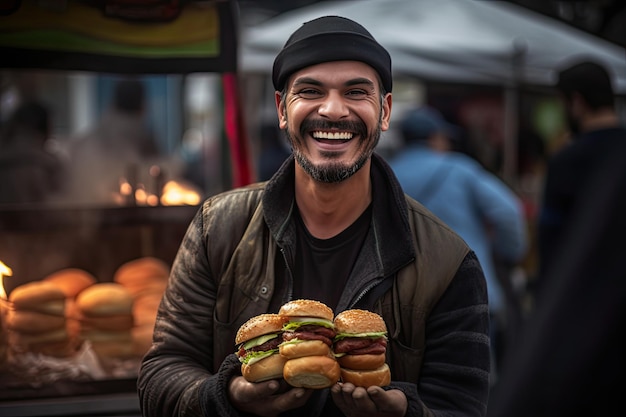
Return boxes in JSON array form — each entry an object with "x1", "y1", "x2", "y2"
[{"x1": 318, "y1": 91, "x2": 349, "y2": 119}]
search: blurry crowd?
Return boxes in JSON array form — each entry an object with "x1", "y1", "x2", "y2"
[{"x1": 0, "y1": 78, "x2": 173, "y2": 207}]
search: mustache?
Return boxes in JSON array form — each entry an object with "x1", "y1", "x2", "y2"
[{"x1": 300, "y1": 118, "x2": 368, "y2": 138}]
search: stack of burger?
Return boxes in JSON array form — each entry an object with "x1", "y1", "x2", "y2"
[
  {"x1": 235, "y1": 313, "x2": 289, "y2": 383},
  {"x1": 278, "y1": 299, "x2": 340, "y2": 389},
  {"x1": 113, "y1": 257, "x2": 170, "y2": 357},
  {"x1": 6, "y1": 281, "x2": 75, "y2": 357},
  {"x1": 75, "y1": 282, "x2": 134, "y2": 360},
  {"x1": 43, "y1": 268, "x2": 97, "y2": 340},
  {"x1": 332, "y1": 309, "x2": 391, "y2": 387}
]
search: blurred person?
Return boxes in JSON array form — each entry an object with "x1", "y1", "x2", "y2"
[
  {"x1": 486, "y1": 87, "x2": 626, "y2": 417},
  {"x1": 536, "y1": 60, "x2": 626, "y2": 293},
  {"x1": 138, "y1": 16, "x2": 491, "y2": 417},
  {"x1": 389, "y1": 106, "x2": 529, "y2": 380},
  {"x1": 65, "y1": 77, "x2": 161, "y2": 205},
  {"x1": 0, "y1": 101, "x2": 65, "y2": 204}
]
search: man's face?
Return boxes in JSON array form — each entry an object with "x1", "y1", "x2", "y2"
[{"x1": 275, "y1": 61, "x2": 392, "y2": 183}]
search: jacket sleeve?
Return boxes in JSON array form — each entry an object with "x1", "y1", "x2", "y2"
[
  {"x1": 137, "y1": 207, "x2": 241, "y2": 416},
  {"x1": 412, "y1": 251, "x2": 491, "y2": 417}
]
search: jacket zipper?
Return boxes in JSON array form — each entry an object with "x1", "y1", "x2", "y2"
[{"x1": 280, "y1": 247, "x2": 293, "y2": 303}]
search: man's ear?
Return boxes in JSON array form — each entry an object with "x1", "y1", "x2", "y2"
[
  {"x1": 275, "y1": 91, "x2": 287, "y2": 129},
  {"x1": 381, "y1": 93, "x2": 392, "y2": 131}
]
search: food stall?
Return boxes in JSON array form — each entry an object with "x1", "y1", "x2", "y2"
[{"x1": 0, "y1": 1, "x2": 249, "y2": 415}]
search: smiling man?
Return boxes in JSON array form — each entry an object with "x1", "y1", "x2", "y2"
[{"x1": 138, "y1": 16, "x2": 491, "y2": 417}]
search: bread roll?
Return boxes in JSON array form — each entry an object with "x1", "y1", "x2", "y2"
[
  {"x1": 283, "y1": 355, "x2": 340, "y2": 388},
  {"x1": 241, "y1": 353, "x2": 288, "y2": 383},
  {"x1": 114, "y1": 257, "x2": 169, "y2": 298},
  {"x1": 9, "y1": 281, "x2": 65, "y2": 316},
  {"x1": 279, "y1": 340, "x2": 330, "y2": 359},
  {"x1": 339, "y1": 364, "x2": 391, "y2": 387},
  {"x1": 43, "y1": 268, "x2": 97, "y2": 298},
  {"x1": 337, "y1": 353, "x2": 386, "y2": 370},
  {"x1": 10, "y1": 327, "x2": 69, "y2": 346},
  {"x1": 6, "y1": 309, "x2": 66, "y2": 334},
  {"x1": 76, "y1": 283, "x2": 133, "y2": 316}
]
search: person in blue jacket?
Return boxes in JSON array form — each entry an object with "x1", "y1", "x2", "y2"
[{"x1": 390, "y1": 106, "x2": 528, "y2": 378}]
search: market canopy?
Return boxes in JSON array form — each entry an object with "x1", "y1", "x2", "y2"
[{"x1": 240, "y1": 0, "x2": 626, "y2": 92}]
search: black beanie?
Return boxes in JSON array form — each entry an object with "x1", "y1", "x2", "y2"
[{"x1": 272, "y1": 16, "x2": 392, "y2": 93}]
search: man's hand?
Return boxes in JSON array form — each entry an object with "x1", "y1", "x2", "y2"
[
  {"x1": 330, "y1": 382, "x2": 408, "y2": 417},
  {"x1": 228, "y1": 376, "x2": 313, "y2": 417}
]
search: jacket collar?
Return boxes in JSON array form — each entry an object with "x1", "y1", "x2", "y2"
[{"x1": 263, "y1": 153, "x2": 415, "y2": 276}]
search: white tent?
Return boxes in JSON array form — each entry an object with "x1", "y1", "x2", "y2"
[{"x1": 240, "y1": 0, "x2": 626, "y2": 92}]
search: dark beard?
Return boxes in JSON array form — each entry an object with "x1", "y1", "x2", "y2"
[{"x1": 285, "y1": 117, "x2": 382, "y2": 183}]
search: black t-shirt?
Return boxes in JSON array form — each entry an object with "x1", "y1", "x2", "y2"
[{"x1": 292, "y1": 204, "x2": 372, "y2": 311}]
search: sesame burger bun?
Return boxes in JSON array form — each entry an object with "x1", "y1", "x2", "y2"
[
  {"x1": 43, "y1": 268, "x2": 97, "y2": 298},
  {"x1": 236, "y1": 314, "x2": 289, "y2": 383},
  {"x1": 9, "y1": 281, "x2": 66, "y2": 316},
  {"x1": 278, "y1": 299, "x2": 334, "y2": 321},
  {"x1": 283, "y1": 355, "x2": 341, "y2": 389},
  {"x1": 340, "y1": 364, "x2": 391, "y2": 387},
  {"x1": 75, "y1": 283, "x2": 133, "y2": 316},
  {"x1": 333, "y1": 309, "x2": 387, "y2": 335}
]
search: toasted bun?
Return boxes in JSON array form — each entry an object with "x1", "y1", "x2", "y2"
[
  {"x1": 6, "y1": 309, "x2": 66, "y2": 334},
  {"x1": 133, "y1": 295, "x2": 162, "y2": 327},
  {"x1": 283, "y1": 355, "x2": 341, "y2": 388},
  {"x1": 114, "y1": 257, "x2": 170, "y2": 297},
  {"x1": 75, "y1": 283, "x2": 133, "y2": 316},
  {"x1": 80, "y1": 314, "x2": 134, "y2": 332},
  {"x1": 43, "y1": 268, "x2": 97, "y2": 298},
  {"x1": 337, "y1": 353, "x2": 386, "y2": 370},
  {"x1": 9, "y1": 281, "x2": 66, "y2": 315},
  {"x1": 241, "y1": 353, "x2": 288, "y2": 383},
  {"x1": 279, "y1": 299, "x2": 334, "y2": 321},
  {"x1": 80, "y1": 329, "x2": 132, "y2": 343},
  {"x1": 340, "y1": 364, "x2": 391, "y2": 387},
  {"x1": 334, "y1": 309, "x2": 387, "y2": 334},
  {"x1": 236, "y1": 313, "x2": 288, "y2": 345},
  {"x1": 279, "y1": 340, "x2": 330, "y2": 359},
  {"x1": 10, "y1": 327, "x2": 69, "y2": 346},
  {"x1": 90, "y1": 339, "x2": 135, "y2": 359}
]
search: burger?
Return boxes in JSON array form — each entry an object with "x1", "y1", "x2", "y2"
[
  {"x1": 235, "y1": 313, "x2": 289, "y2": 383},
  {"x1": 7, "y1": 281, "x2": 74, "y2": 357},
  {"x1": 278, "y1": 299, "x2": 340, "y2": 388},
  {"x1": 75, "y1": 283, "x2": 135, "y2": 358},
  {"x1": 333, "y1": 309, "x2": 391, "y2": 387}
]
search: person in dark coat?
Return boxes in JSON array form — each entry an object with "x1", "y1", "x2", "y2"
[{"x1": 487, "y1": 58, "x2": 626, "y2": 417}]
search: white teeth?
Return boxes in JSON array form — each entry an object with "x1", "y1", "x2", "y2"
[{"x1": 312, "y1": 131, "x2": 353, "y2": 140}]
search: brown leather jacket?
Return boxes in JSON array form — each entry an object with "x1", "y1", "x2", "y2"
[{"x1": 138, "y1": 154, "x2": 490, "y2": 417}]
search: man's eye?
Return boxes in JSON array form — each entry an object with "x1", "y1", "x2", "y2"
[
  {"x1": 298, "y1": 89, "x2": 321, "y2": 98},
  {"x1": 346, "y1": 89, "x2": 367, "y2": 98}
]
